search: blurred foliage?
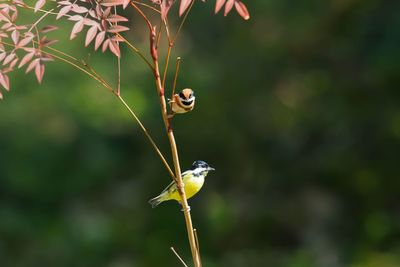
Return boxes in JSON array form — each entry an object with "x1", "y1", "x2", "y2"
[{"x1": 1, "y1": 1, "x2": 400, "y2": 266}]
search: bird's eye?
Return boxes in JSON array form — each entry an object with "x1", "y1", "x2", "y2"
[{"x1": 179, "y1": 92, "x2": 185, "y2": 99}]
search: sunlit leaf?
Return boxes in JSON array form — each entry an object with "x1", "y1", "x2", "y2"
[
  {"x1": 85, "y1": 25, "x2": 98, "y2": 47},
  {"x1": 224, "y1": 0, "x2": 234, "y2": 16},
  {"x1": 0, "y1": 72, "x2": 10, "y2": 91},
  {"x1": 70, "y1": 19, "x2": 84, "y2": 39},
  {"x1": 95, "y1": 31, "x2": 106, "y2": 50},
  {"x1": 18, "y1": 51, "x2": 35, "y2": 68},
  {"x1": 179, "y1": 0, "x2": 193, "y2": 16},
  {"x1": 161, "y1": 0, "x2": 174, "y2": 20},
  {"x1": 35, "y1": 62, "x2": 45, "y2": 83},
  {"x1": 234, "y1": 1, "x2": 250, "y2": 20},
  {"x1": 215, "y1": 0, "x2": 226, "y2": 14},
  {"x1": 34, "y1": 0, "x2": 46, "y2": 12}
]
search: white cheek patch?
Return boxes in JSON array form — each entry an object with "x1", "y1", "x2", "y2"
[{"x1": 192, "y1": 168, "x2": 207, "y2": 177}]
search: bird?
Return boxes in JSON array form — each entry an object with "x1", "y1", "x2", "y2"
[
  {"x1": 168, "y1": 88, "x2": 195, "y2": 118},
  {"x1": 148, "y1": 160, "x2": 215, "y2": 208}
]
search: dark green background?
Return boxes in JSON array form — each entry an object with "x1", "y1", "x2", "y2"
[{"x1": 1, "y1": 1, "x2": 400, "y2": 266}]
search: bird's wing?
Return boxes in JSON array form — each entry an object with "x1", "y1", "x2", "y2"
[
  {"x1": 160, "y1": 170, "x2": 191, "y2": 194},
  {"x1": 160, "y1": 180, "x2": 177, "y2": 194}
]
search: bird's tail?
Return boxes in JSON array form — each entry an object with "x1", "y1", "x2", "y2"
[{"x1": 148, "y1": 195, "x2": 163, "y2": 208}]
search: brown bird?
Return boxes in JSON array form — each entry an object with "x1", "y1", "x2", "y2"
[{"x1": 168, "y1": 88, "x2": 195, "y2": 118}]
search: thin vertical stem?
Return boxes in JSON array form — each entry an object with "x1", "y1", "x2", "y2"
[
  {"x1": 194, "y1": 229, "x2": 202, "y2": 267},
  {"x1": 173, "y1": 0, "x2": 196, "y2": 43},
  {"x1": 130, "y1": 4, "x2": 202, "y2": 266},
  {"x1": 153, "y1": 55, "x2": 202, "y2": 267},
  {"x1": 171, "y1": 57, "x2": 182, "y2": 98},
  {"x1": 162, "y1": 44, "x2": 172, "y2": 90}
]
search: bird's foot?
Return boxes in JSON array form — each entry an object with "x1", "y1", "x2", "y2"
[{"x1": 181, "y1": 205, "x2": 191, "y2": 212}]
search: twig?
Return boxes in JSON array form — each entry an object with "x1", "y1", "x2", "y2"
[
  {"x1": 171, "y1": 247, "x2": 189, "y2": 267},
  {"x1": 173, "y1": 0, "x2": 196, "y2": 44},
  {"x1": 116, "y1": 33, "x2": 154, "y2": 71},
  {"x1": 150, "y1": 33, "x2": 202, "y2": 267},
  {"x1": 118, "y1": 95, "x2": 175, "y2": 180},
  {"x1": 171, "y1": 57, "x2": 182, "y2": 98},
  {"x1": 132, "y1": 1, "x2": 161, "y2": 14},
  {"x1": 194, "y1": 229, "x2": 202, "y2": 267},
  {"x1": 130, "y1": 2, "x2": 153, "y2": 30}
]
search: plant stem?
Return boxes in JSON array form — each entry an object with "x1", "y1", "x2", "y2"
[
  {"x1": 128, "y1": 3, "x2": 202, "y2": 266},
  {"x1": 171, "y1": 247, "x2": 189, "y2": 267},
  {"x1": 117, "y1": 95, "x2": 175, "y2": 180},
  {"x1": 152, "y1": 44, "x2": 202, "y2": 267}
]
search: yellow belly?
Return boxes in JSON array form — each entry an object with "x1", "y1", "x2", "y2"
[{"x1": 169, "y1": 176, "x2": 204, "y2": 201}]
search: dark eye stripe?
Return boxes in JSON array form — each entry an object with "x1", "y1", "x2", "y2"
[{"x1": 179, "y1": 92, "x2": 185, "y2": 99}]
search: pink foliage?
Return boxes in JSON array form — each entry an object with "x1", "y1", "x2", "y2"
[{"x1": 0, "y1": 0, "x2": 250, "y2": 98}]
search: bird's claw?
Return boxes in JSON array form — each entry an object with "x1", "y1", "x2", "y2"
[{"x1": 181, "y1": 206, "x2": 191, "y2": 212}]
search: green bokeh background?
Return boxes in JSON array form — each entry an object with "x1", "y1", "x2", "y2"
[{"x1": 1, "y1": 1, "x2": 400, "y2": 266}]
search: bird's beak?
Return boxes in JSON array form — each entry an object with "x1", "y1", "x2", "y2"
[{"x1": 208, "y1": 167, "x2": 215, "y2": 171}]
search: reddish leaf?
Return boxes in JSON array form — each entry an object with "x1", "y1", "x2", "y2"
[
  {"x1": 26, "y1": 58, "x2": 39, "y2": 74},
  {"x1": 58, "y1": 1, "x2": 72, "y2": 6},
  {"x1": 108, "y1": 40, "x2": 120, "y2": 57},
  {"x1": 40, "y1": 36, "x2": 58, "y2": 47},
  {"x1": 85, "y1": 25, "x2": 98, "y2": 47},
  {"x1": 70, "y1": 19, "x2": 84, "y2": 39},
  {"x1": 40, "y1": 54, "x2": 54, "y2": 62},
  {"x1": 106, "y1": 14, "x2": 129, "y2": 23},
  {"x1": 224, "y1": 0, "x2": 234, "y2": 16},
  {"x1": 9, "y1": 58, "x2": 18, "y2": 69},
  {"x1": 34, "y1": 0, "x2": 46, "y2": 12},
  {"x1": 0, "y1": 72, "x2": 10, "y2": 91},
  {"x1": 103, "y1": 7, "x2": 112, "y2": 17},
  {"x1": 17, "y1": 35, "x2": 34, "y2": 47},
  {"x1": 107, "y1": 25, "x2": 129, "y2": 33},
  {"x1": 68, "y1": 15, "x2": 83, "y2": 21},
  {"x1": 2, "y1": 67, "x2": 13, "y2": 74},
  {"x1": 234, "y1": 1, "x2": 250, "y2": 20},
  {"x1": 102, "y1": 38, "x2": 110, "y2": 52},
  {"x1": 161, "y1": 0, "x2": 174, "y2": 20},
  {"x1": 0, "y1": 52, "x2": 6, "y2": 62},
  {"x1": 3, "y1": 53, "x2": 15, "y2": 65},
  {"x1": 0, "y1": 10, "x2": 11, "y2": 23},
  {"x1": 101, "y1": 0, "x2": 125, "y2": 7},
  {"x1": 179, "y1": 0, "x2": 193, "y2": 16},
  {"x1": 71, "y1": 5, "x2": 88, "y2": 14},
  {"x1": 57, "y1": 5, "x2": 71, "y2": 20},
  {"x1": 41, "y1": 25, "x2": 58, "y2": 33},
  {"x1": 88, "y1": 9, "x2": 97, "y2": 18},
  {"x1": 35, "y1": 62, "x2": 45, "y2": 83},
  {"x1": 83, "y1": 18, "x2": 98, "y2": 27},
  {"x1": 215, "y1": 0, "x2": 226, "y2": 14},
  {"x1": 11, "y1": 30, "x2": 19, "y2": 44},
  {"x1": 95, "y1": 31, "x2": 106, "y2": 50},
  {"x1": 18, "y1": 51, "x2": 35, "y2": 68},
  {"x1": 15, "y1": 25, "x2": 28, "y2": 31},
  {"x1": 122, "y1": 0, "x2": 130, "y2": 9}
]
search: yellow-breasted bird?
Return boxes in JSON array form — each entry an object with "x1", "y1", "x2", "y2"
[
  {"x1": 168, "y1": 88, "x2": 195, "y2": 118},
  {"x1": 148, "y1": 160, "x2": 215, "y2": 208}
]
